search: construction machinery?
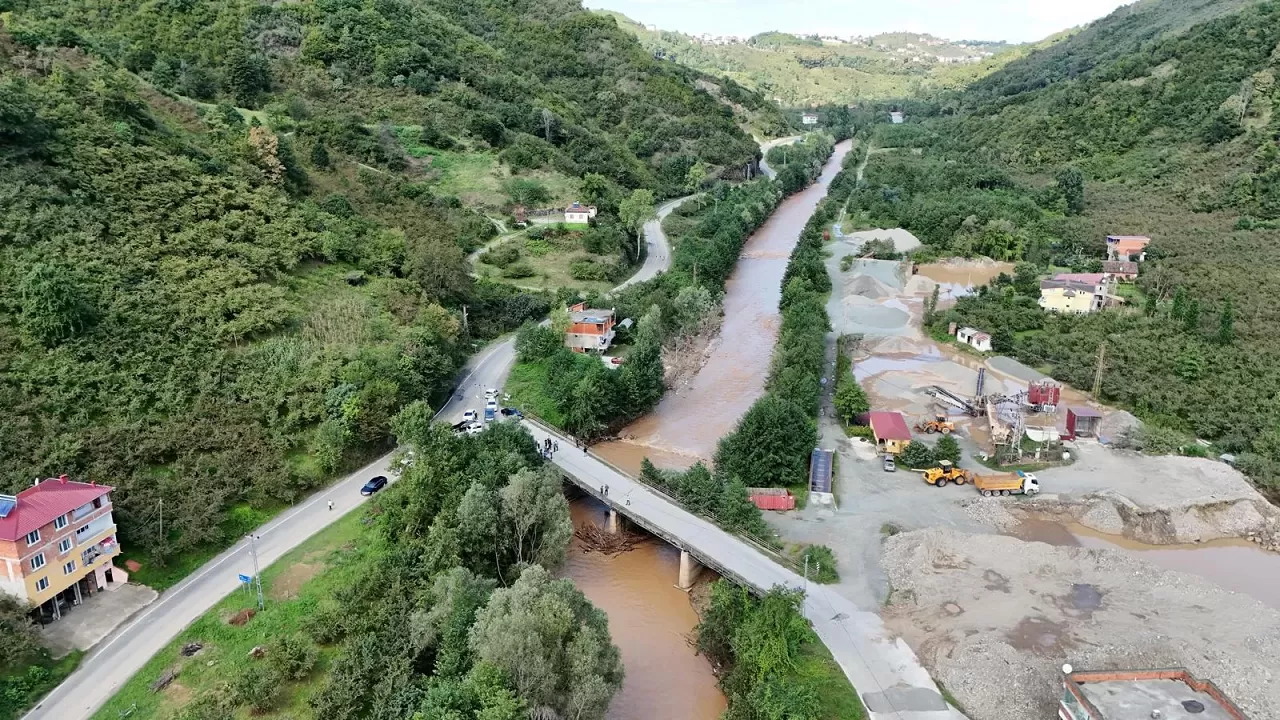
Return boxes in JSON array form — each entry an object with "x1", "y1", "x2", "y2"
[
  {"x1": 914, "y1": 414, "x2": 955, "y2": 435},
  {"x1": 973, "y1": 471, "x2": 1040, "y2": 497},
  {"x1": 921, "y1": 461, "x2": 969, "y2": 487}
]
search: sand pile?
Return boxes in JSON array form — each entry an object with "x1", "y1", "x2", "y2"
[
  {"x1": 902, "y1": 274, "x2": 935, "y2": 296},
  {"x1": 845, "y1": 274, "x2": 895, "y2": 299}
]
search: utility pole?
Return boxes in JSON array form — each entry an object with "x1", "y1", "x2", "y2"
[
  {"x1": 803, "y1": 554, "x2": 809, "y2": 593},
  {"x1": 158, "y1": 498, "x2": 163, "y2": 547},
  {"x1": 1091, "y1": 341, "x2": 1107, "y2": 399},
  {"x1": 247, "y1": 534, "x2": 265, "y2": 611},
  {"x1": 461, "y1": 305, "x2": 469, "y2": 335}
]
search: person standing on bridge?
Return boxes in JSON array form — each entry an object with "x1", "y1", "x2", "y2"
[{"x1": 327, "y1": 500, "x2": 333, "y2": 511}]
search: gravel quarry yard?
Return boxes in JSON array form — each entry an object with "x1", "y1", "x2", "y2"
[{"x1": 881, "y1": 528, "x2": 1280, "y2": 720}]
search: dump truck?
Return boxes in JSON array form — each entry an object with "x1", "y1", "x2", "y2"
[
  {"x1": 921, "y1": 460, "x2": 969, "y2": 487},
  {"x1": 913, "y1": 413, "x2": 955, "y2": 434},
  {"x1": 973, "y1": 471, "x2": 1040, "y2": 497}
]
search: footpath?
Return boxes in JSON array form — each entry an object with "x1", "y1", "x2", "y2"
[{"x1": 523, "y1": 421, "x2": 967, "y2": 720}]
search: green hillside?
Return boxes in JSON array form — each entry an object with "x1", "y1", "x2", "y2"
[
  {"x1": 602, "y1": 10, "x2": 1025, "y2": 105},
  {"x1": 850, "y1": 0, "x2": 1280, "y2": 489},
  {"x1": 0, "y1": 0, "x2": 780, "y2": 568}
]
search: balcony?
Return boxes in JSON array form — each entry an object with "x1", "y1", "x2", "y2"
[{"x1": 80, "y1": 536, "x2": 119, "y2": 568}]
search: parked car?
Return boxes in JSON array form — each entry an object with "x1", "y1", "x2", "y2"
[
  {"x1": 485, "y1": 387, "x2": 498, "y2": 399},
  {"x1": 360, "y1": 475, "x2": 389, "y2": 496},
  {"x1": 464, "y1": 422, "x2": 484, "y2": 436},
  {"x1": 463, "y1": 409, "x2": 477, "y2": 423},
  {"x1": 882, "y1": 455, "x2": 896, "y2": 473},
  {"x1": 500, "y1": 407, "x2": 524, "y2": 419}
]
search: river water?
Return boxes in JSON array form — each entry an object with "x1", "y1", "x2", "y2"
[
  {"x1": 560, "y1": 498, "x2": 727, "y2": 720},
  {"x1": 1011, "y1": 518, "x2": 1280, "y2": 610},
  {"x1": 597, "y1": 140, "x2": 854, "y2": 475}
]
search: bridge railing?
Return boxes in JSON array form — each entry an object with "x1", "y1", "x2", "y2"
[{"x1": 521, "y1": 416, "x2": 809, "y2": 581}]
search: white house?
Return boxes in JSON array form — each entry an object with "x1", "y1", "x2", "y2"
[
  {"x1": 956, "y1": 326, "x2": 992, "y2": 352},
  {"x1": 801, "y1": 113, "x2": 819, "y2": 125},
  {"x1": 564, "y1": 202, "x2": 597, "y2": 224},
  {"x1": 889, "y1": 111, "x2": 905, "y2": 124}
]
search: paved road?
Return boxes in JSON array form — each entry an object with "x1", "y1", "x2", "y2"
[
  {"x1": 611, "y1": 195, "x2": 692, "y2": 291},
  {"x1": 523, "y1": 422, "x2": 965, "y2": 720},
  {"x1": 758, "y1": 134, "x2": 801, "y2": 179}
]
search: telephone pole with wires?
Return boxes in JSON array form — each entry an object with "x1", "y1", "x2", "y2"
[{"x1": 1091, "y1": 342, "x2": 1107, "y2": 399}]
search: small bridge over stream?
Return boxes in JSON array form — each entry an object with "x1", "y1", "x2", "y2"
[{"x1": 522, "y1": 420, "x2": 966, "y2": 720}]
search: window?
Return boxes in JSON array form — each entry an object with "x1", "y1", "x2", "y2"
[
  {"x1": 30, "y1": 553, "x2": 45, "y2": 571},
  {"x1": 35, "y1": 577, "x2": 48, "y2": 592},
  {"x1": 63, "y1": 561, "x2": 75, "y2": 575},
  {"x1": 25, "y1": 528, "x2": 40, "y2": 545},
  {"x1": 58, "y1": 538, "x2": 73, "y2": 554},
  {"x1": 54, "y1": 515, "x2": 68, "y2": 530}
]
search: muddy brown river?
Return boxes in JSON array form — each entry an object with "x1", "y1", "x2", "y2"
[
  {"x1": 598, "y1": 140, "x2": 854, "y2": 475},
  {"x1": 561, "y1": 498, "x2": 727, "y2": 720}
]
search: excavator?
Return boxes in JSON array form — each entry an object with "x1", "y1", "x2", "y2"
[
  {"x1": 913, "y1": 413, "x2": 956, "y2": 435},
  {"x1": 921, "y1": 460, "x2": 969, "y2": 487}
]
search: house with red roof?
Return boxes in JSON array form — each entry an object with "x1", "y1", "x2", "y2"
[
  {"x1": 0, "y1": 475, "x2": 126, "y2": 621},
  {"x1": 867, "y1": 411, "x2": 913, "y2": 455},
  {"x1": 1106, "y1": 235, "x2": 1151, "y2": 262}
]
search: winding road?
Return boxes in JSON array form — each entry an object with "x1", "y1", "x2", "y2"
[{"x1": 25, "y1": 186, "x2": 691, "y2": 720}]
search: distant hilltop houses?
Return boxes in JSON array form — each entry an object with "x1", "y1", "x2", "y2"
[{"x1": 664, "y1": 28, "x2": 997, "y2": 63}]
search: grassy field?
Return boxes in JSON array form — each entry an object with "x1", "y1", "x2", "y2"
[
  {"x1": 394, "y1": 127, "x2": 578, "y2": 208},
  {"x1": 473, "y1": 228, "x2": 620, "y2": 293},
  {"x1": 503, "y1": 360, "x2": 566, "y2": 427},
  {"x1": 93, "y1": 512, "x2": 372, "y2": 720}
]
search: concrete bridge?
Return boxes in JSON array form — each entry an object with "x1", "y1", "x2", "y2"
[{"x1": 522, "y1": 421, "x2": 966, "y2": 720}]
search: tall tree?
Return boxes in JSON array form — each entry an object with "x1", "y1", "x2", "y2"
[
  {"x1": 1054, "y1": 166, "x2": 1085, "y2": 214},
  {"x1": 1183, "y1": 298, "x2": 1202, "y2": 334},
  {"x1": 1218, "y1": 298, "x2": 1235, "y2": 345},
  {"x1": 618, "y1": 189, "x2": 656, "y2": 236}
]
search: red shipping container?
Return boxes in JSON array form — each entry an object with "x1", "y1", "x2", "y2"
[
  {"x1": 748, "y1": 488, "x2": 795, "y2": 511},
  {"x1": 1028, "y1": 380, "x2": 1061, "y2": 408}
]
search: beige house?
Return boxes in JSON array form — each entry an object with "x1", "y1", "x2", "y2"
[
  {"x1": 0, "y1": 476, "x2": 127, "y2": 621},
  {"x1": 1039, "y1": 273, "x2": 1108, "y2": 314}
]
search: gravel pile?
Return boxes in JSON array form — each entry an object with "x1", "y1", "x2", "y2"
[{"x1": 882, "y1": 528, "x2": 1280, "y2": 720}]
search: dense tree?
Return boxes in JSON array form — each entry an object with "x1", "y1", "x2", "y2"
[
  {"x1": 469, "y1": 566, "x2": 623, "y2": 720},
  {"x1": 833, "y1": 376, "x2": 870, "y2": 425},
  {"x1": 898, "y1": 441, "x2": 936, "y2": 469},
  {"x1": 933, "y1": 435, "x2": 961, "y2": 465},
  {"x1": 715, "y1": 395, "x2": 817, "y2": 489},
  {"x1": 0, "y1": 594, "x2": 42, "y2": 673},
  {"x1": 1054, "y1": 166, "x2": 1085, "y2": 214}
]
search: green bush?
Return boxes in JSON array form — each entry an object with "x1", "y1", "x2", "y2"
[
  {"x1": 503, "y1": 261, "x2": 536, "y2": 279},
  {"x1": 228, "y1": 664, "x2": 281, "y2": 713},
  {"x1": 569, "y1": 257, "x2": 610, "y2": 281},
  {"x1": 268, "y1": 633, "x2": 318, "y2": 681},
  {"x1": 798, "y1": 545, "x2": 839, "y2": 583},
  {"x1": 933, "y1": 435, "x2": 961, "y2": 464},
  {"x1": 898, "y1": 441, "x2": 936, "y2": 469},
  {"x1": 479, "y1": 244, "x2": 520, "y2": 268}
]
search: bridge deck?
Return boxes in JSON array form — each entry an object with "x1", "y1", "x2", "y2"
[{"x1": 522, "y1": 421, "x2": 965, "y2": 720}]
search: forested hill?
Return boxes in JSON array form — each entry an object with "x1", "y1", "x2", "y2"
[
  {"x1": 0, "y1": 0, "x2": 782, "y2": 568},
  {"x1": 853, "y1": 0, "x2": 1280, "y2": 490}
]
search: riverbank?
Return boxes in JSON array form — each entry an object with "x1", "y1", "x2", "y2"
[{"x1": 597, "y1": 140, "x2": 854, "y2": 474}]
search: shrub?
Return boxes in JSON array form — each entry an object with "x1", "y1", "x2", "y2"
[
  {"x1": 933, "y1": 434, "x2": 961, "y2": 464},
  {"x1": 503, "y1": 261, "x2": 535, "y2": 279},
  {"x1": 569, "y1": 257, "x2": 609, "y2": 281},
  {"x1": 268, "y1": 633, "x2": 318, "y2": 681},
  {"x1": 228, "y1": 664, "x2": 281, "y2": 712},
  {"x1": 898, "y1": 441, "x2": 936, "y2": 469},
  {"x1": 798, "y1": 545, "x2": 839, "y2": 583},
  {"x1": 479, "y1": 244, "x2": 520, "y2": 268},
  {"x1": 303, "y1": 605, "x2": 348, "y2": 644}
]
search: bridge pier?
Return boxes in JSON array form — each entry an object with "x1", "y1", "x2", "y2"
[
  {"x1": 677, "y1": 549, "x2": 702, "y2": 591},
  {"x1": 606, "y1": 508, "x2": 620, "y2": 535}
]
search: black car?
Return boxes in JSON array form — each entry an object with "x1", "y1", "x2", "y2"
[{"x1": 360, "y1": 475, "x2": 388, "y2": 496}]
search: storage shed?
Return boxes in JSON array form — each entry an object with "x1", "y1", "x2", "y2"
[
  {"x1": 748, "y1": 488, "x2": 795, "y2": 511},
  {"x1": 1066, "y1": 407, "x2": 1103, "y2": 439}
]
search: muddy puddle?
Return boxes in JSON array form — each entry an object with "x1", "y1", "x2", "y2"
[
  {"x1": 1010, "y1": 518, "x2": 1280, "y2": 609},
  {"x1": 561, "y1": 498, "x2": 725, "y2": 720},
  {"x1": 597, "y1": 141, "x2": 853, "y2": 474},
  {"x1": 915, "y1": 261, "x2": 1015, "y2": 305}
]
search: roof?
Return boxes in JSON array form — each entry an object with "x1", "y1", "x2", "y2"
[
  {"x1": 1101, "y1": 260, "x2": 1139, "y2": 274},
  {"x1": 1106, "y1": 234, "x2": 1151, "y2": 244},
  {"x1": 809, "y1": 448, "x2": 833, "y2": 493},
  {"x1": 0, "y1": 477, "x2": 113, "y2": 541},
  {"x1": 1054, "y1": 272, "x2": 1106, "y2": 284},
  {"x1": 868, "y1": 411, "x2": 913, "y2": 441},
  {"x1": 570, "y1": 307, "x2": 615, "y2": 324},
  {"x1": 1069, "y1": 406, "x2": 1103, "y2": 418},
  {"x1": 1067, "y1": 668, "x2": 1247, "y2": 720},
  {"x1": 565, "y1": 203, "x2": 595, "y2": 213}
]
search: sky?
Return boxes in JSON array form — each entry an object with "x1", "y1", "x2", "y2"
[{"x1": 583, "y1": 0, "x2": 1135, "y2": 43}]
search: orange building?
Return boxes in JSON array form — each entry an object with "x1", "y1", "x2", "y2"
[
  {"x1": 0, "y1": 476, "x2": 127, "y2": 621},
  {"x1": 565, "y1": 301, "x2": 616, "y2": 353}
]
